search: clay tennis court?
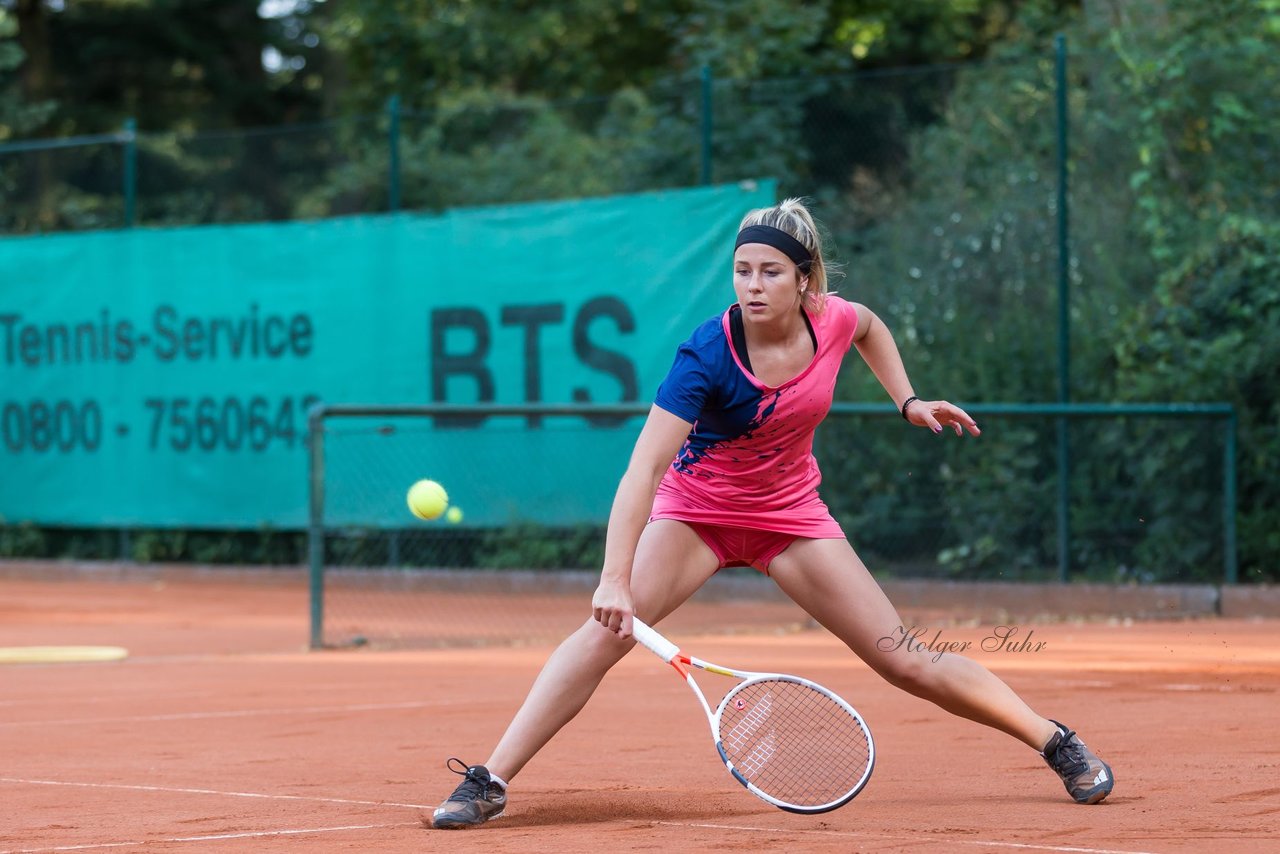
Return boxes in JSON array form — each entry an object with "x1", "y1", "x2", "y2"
[{"x1": 2, "y1": 567, "x2": 1278, "y2": 853}]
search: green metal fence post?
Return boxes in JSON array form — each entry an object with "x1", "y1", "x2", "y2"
[
  {"x1": 387, "y1": 95, "x2": 401, "y2": 212},
  {"x1": 123, "y1": 118, "x2": 137, "y2": 228},
  {"x1": 1054, "y1": 34, "x2": 1071, "y2": 582},
  {"x1": 700, "y1": 66, "x2": 713, "y2": 185},
  {"x1": 1224, "y1": 409, "x2": 1238, "y2": 584},
  {"x1": 307, "y1": 404, "x2": 327, "y2": 649}
]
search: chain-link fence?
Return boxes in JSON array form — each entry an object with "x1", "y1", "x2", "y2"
[
  {"x1": 7, "y1": 45, "x2": 1273, "y2": 376},
  {"x1": 4, "y1": 39, "x2": 1274, "y2": 584},
  {"x1": 0, "y1": 50, "x2": 1100, "y2": 219}
]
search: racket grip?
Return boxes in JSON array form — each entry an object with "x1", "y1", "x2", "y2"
[{"x1": 631, "y1": 618, "x2": 680, "y2": 663}]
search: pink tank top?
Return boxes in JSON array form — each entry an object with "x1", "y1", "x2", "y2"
[{"x1": 650, "y1": 295, "x2": 860, "y2": 537}]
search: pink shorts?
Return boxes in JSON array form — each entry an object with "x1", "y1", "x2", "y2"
[{"x1": 685, "y1": 522, "x2": 799, "y2": 576}]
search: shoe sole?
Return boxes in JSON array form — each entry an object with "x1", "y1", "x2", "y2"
[
  {"x1": 1078, "y1": 788, "x2": 1111, "y2": 805},
  {"x1": 431, "y1": 810, "x2": 506, "y2": 829}
]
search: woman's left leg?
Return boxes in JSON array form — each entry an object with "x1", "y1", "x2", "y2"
[{"x1": 767, "y1": 536, "x2": 1057, "y2": 750}]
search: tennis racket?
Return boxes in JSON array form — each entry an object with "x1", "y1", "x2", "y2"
[{"x1": 631, "y1": 618, "x2": 874, "y2": 814}]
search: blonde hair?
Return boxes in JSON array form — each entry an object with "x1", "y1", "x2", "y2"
[{"x1": 737, "y1": 197, "x2": 833, "y2": 314}]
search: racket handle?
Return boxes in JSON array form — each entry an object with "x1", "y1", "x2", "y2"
[{"x1": 631, "y1": 618, "x2": 681, "y2": 663}]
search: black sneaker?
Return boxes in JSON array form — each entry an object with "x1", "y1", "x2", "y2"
[
  {"x1": 1041, "y1": 720, "x2": 1114, "y2": 804},
  {"x1": 429, "y1": 758, "x2": 508, "y2": 829}
]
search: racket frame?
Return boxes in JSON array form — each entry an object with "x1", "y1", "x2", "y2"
[{"x1": 631, "y1": 618, "x2": 875, "y2": 814}]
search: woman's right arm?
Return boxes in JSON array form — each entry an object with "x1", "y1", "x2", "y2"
[{"x1": 591, "y1": 404, "x2": 693, "y2": 638}]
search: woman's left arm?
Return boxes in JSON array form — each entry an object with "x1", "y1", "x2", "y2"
[{"x1": 850, "y1": 302, "x2": 981, "y2": 437}]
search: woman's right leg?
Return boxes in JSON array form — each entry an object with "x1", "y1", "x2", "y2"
[{"x1": 483, "y1": 519, "x2": 719, "y2": 782}]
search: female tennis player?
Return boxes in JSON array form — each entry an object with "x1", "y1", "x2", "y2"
[{"x1": 430, "y1": 198, "x2": 1113, "y2": 828}]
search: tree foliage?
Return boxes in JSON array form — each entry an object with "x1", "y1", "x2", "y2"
[
  {"x1": 817, "y1": 0, "x2": 1278, "y2": 582},
  {"x1": 0, "y1": 7, "x2": 51, "y2": 140},
  {"x1": 1, "y1": 1, "x2": 1080, "y2": 228},
  {"x1": 1114, "y1": 216, "x2": 1280, "y2": 581}
]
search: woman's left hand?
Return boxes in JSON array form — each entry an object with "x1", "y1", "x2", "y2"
[{"x1": 906, "y1": 399, "x2": 981, "y2": 437}]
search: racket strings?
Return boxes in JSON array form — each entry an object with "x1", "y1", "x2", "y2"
[{"x1": 718, "y1": 679, "x2": 871, "y2": 807}]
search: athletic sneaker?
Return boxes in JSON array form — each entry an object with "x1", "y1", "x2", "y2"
[
  {"x1": 1041, "y1": 720, "x2": 1114, "y2": 804},
  {"x1": 429, "y1": 758, "x2": 507, "y2": 829}
]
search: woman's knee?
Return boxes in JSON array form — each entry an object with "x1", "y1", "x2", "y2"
[
  {"x1": 573, "y1": 618, "x2": 636, "y2": 666},
  {"x1": 870, "y1": 650, "x2": 937, "y2": 695}
]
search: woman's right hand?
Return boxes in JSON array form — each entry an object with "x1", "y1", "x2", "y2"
[{"x1": 591, "y1": 575, "x2": 635, "y2": 638}]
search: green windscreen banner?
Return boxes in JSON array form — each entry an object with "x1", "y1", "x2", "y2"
[{"x1": 0, "y1": 181, "x2": 775, "y2": 528}]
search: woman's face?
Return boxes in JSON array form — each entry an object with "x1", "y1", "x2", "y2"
[{"x1": 733, "y1": 243, "x2": 807, "y2": 323}]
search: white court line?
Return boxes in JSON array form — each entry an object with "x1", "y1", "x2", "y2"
[
  {"x1": 0, "y1": 777, "x2": 430, "y2": 810},
  {"x1": 657, "y1": 822, "x2": 1162, "y2": 854},
  {"x1": 0, "y1": 699, "x2": 466, "y2": 728},
  {"x1": 0, "y1": 821, "x2": 417, "y2": 854}
]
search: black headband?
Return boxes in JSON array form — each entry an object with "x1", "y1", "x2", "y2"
[{"x1": 735, "y1": 224, "x2": 813, "y2": 274}]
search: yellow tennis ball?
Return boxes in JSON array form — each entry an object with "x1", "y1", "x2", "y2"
[
  {"x1": 407, "y1": 479, "x2": 448, "y2": 520},
  {"x1": 445, "y1": 506, "x2": 463, "y2": 524}
]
